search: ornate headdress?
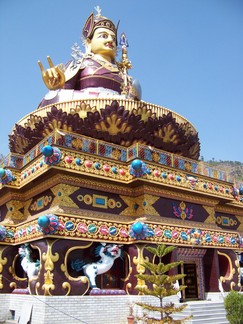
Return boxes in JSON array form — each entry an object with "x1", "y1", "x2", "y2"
[{"x1": 82, "y1": 6, "x2": 118, "y2": 43}]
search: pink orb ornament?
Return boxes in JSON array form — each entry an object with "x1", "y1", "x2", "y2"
[
  {"x1": 172, "y1": 230, "x2": 179, "y2": 239},
  {"x1": 169, "y1": 173, "x2": 174, "y2": 180},
  {"x1": 65, "y1": 156, "x2": 73, "y2": 163},
  {"x1": 119, "y1": 227, "x2": 129, "y2": 238},
  {"x1": 119, "y1": 169, "x2": 126, "y2": 176},
  {"x1": 154, "y1": 227, "x2": 162, "y2": 237},
  {"x1": 77, "y1": 223, "x2": 88, "y2": 234},
  {"x1": 85, "y1": 160, "x2": 93, "y2": 168},
  {"x1": 103, "y1": 165, "x2": 110, "y2": 172}
]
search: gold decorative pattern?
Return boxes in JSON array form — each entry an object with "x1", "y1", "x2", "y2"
[
  {"x1": 95, "y1": 115, "x2": 132, "y2": 135},
  {"x1": 131, "y1": 105, "x2": 156, "y2": 122},
  {"x1": 218, "y1": 251, "x2": 235, "y2": 286},
  {"x1": 41, "y1": 239, "x2": 59, "y2": 296},
  {"x1": 234, "y1": 255, "x2": 242, "y2": 288},
  {"x1": 236, "y1": 219, "x2": 243, "y2": 232},
  {"x1": 61, "y1": 242, "x2": 90, "y2": 296},
  {"x1": 12, "y1": 213, "x2": 241, "y2": 250},
  {"x1": 18, "y1": 156, "x2": 49, "y2": 187},
  {"x1": 0, "y1": 247, "x2": 7, "y2": 289},
  {"x1": 51, "y1": 184, "x2": 79, "y2": 208},
  {"x1": 119, "y1": 196, "x2": 137, "y2": 216},
  {"x1": 141, "y1": 184, "x2": 220, "y2": 206},
  {"x1": 60, "y1": 243, "x2": 92, "y2": 282},
  {"x1": 29, "y1": 195, "x2": 53, "y2": 212},
  {"x1": 122, "y1": 252, "x2": 132, "y2": 285},
  {"x1": 17, "y1": 99, "x2": 197, "y2": 133},
  {"x1": 69, "y1": 102, "x2": 98, "y2": 119},
  {"x1": 203, "y1": 206, "x2": 216, "y2": 224},
  {"x1": 216, "y1": 215, "x2": 237, "y2": 227},
  {"x1": 154, "y1": 124, "x2": 180, "y2": 145},
  {"x1": 120, "y1": 194, "x2": 160, "y2": 217},
  {"x1": 3, "y1": 144, "x2": 236, "y2": 207},
  {"x1": 133, "y1": 244, "x2": 149, "y2": 293},
  {"x1": 143, "y1": 194, "x2": 160, "y2": 216},
  {"x1": 23, "y1": 199, "x2": 32, "y2": 218},
  {"x1": 62, "y1": 282, "x2": 71, "y2": 295},
  {"x1": 5, "y1": 200, "x2": 26, "y2": 221}
]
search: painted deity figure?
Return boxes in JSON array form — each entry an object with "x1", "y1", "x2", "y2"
[{"x1": 38, "y1": 7, "x2": 141, "y2": 107}]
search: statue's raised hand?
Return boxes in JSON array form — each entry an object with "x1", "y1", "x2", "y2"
[{"x1": 38, "y1": 56, "x2": 65, "y2": 90}]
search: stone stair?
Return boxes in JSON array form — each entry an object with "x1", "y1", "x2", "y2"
[{"x1": 174, "y1": 300, "x2": 229, "y2": 323}]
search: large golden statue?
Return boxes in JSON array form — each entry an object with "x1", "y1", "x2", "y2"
[{"x1": 38, "y1": 7, "x2": 141, "y2": 107}]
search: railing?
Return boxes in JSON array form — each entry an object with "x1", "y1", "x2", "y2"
[{"x1": 0, "y1": 130, "x2": 230, "y2": 182}]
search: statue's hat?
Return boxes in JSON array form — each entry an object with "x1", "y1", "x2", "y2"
[{"x1": 82, "y1": 9, "x2": 118, "y2": 44}]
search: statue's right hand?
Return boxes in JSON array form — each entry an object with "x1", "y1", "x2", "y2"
[{"x1": 38, "y1": 56, "x2": 65, "y2": 90}]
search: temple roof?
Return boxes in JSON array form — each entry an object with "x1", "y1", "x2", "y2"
[{"x1": 9, "y1": 98, "x2": 200, "y2": 160}]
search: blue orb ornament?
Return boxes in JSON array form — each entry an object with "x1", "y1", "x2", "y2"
[
  {"x1": 130, "y1": 160, "x2": 147, "y2": 178},
  {"x1": 0, "y1": 168, "x2": 5, "y2": 178},
  {"x1": 42, "y1": 145, "x2": 54, "y2": 157},
  {"x1": 0, "y1": 169, "x2": 14, "y2": 185},
  {"x1": 38, "y1": 215, "x2": 50, "y2": 228},
  {"x1": 131, "y1": 159, "x2": 142, "y2": 170},
  {"x1": 75, "y1": 158, "x2": 82, "y2": 166},
  {"x1": 43, "y1": 147, "x2": 61, "y2": 166},
  {"x1": 94, "y1": 162, "x2": 101, "y2": 170},
  {"x1": 132, "y1": 222, "x2": 143, "y2": 234},
  {"x1": 132, "y1": 79, "x2": 142, "y2": 100},
  {"x1": 239, "y1": 186, "x2": 243, "y2": 195}
]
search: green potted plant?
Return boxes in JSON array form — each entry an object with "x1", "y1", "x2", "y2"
[{"x1": 224, "y1": 290, "x2": 243, "y2": 323}]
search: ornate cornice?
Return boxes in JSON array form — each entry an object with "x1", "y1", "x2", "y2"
[
  {"x1": 2, "y1": 148, "x2": 236, "y2": 204},
  {"x1": 2, "y1": 213, "x2": 239, "y2": 251}
]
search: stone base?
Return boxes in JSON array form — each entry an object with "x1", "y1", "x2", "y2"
[{"x1": 89, "y1": 288, "x2": 126, "y2": 295}]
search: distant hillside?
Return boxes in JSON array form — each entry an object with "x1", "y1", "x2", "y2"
[{"x1": 205, "y1": 160, "x2": 243, "y2": 185}]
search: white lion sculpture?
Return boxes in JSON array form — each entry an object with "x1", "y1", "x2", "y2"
[{"x1": 71, "y1": 243, "x2": 123, "y2": 289}]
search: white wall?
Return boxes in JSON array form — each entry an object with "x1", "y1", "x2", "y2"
[{"x1": 0, "y1": 294, "x2": 181, "y2": 324}]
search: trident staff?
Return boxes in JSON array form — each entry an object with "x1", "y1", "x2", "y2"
[{"x1": 118, "y1": 33, "x2": 132, "y2": 94}]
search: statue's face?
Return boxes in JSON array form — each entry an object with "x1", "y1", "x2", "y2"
[{"x1": 88, "y1": 27, "x2": 116, "y2": 59}]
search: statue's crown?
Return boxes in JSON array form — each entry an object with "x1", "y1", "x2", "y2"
[{"x1": 82, "y1": 7, "x2": 117, "y2": 41}]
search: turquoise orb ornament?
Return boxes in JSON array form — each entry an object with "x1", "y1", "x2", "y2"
[
  {"x1": 38, "y1": 215, "x2": 50, "y2": 228},
  {"x1": 111, "y1": 166, "x2": 118, "y2": 174},
  {"x1": 0, "y1": 168, "x2": 5, "y2": 178},
  {"x1": 0, "y1": 225, "x2": 7, "y2": 240},
  {"x1": 132, "y1": 222, "x2": 143, "y2": 234},
  {"x1": 131, "y1": 159, "x2": 142, "y2": 170},
  {"x1": 42, "y1": 145, "x2": 54, "y2": 157}
]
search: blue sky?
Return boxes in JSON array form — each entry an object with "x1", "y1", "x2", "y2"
[{"x1": 0, "y1": 0, "x2": 243, "y2": 162}]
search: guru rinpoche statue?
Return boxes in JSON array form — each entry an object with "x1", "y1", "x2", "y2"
[{"x1": 38, "y1": 6, "x2": 141, "y2": 107}]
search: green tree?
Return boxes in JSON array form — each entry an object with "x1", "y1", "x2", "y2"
[{"x1": 135, "y1": 244, "x2": 191, "y2": 323}]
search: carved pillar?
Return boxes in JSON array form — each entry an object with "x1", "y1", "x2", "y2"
[
  {"x1": 124, "y1": 243, "x2": 149, "y2": 295},
  {"x1": 29, "y1": 238, "x2": 90, "y2": 296},
  {"x1": 204, "y1": 249, "x2": 220, "y2": 292},
  {"x1": 218, "y1": 249, "x2": 239, "y2": 292},
  {"x1": 0, "y1": 245, "x2": 27, "y2": 293}
]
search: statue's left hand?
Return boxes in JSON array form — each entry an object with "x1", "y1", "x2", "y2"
[{"x1": 38, "y1": 56, "x2": 65, "y2": 90}]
